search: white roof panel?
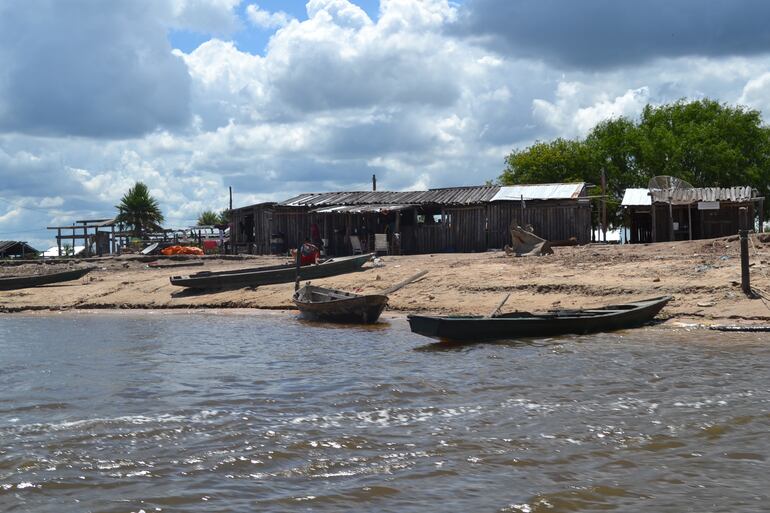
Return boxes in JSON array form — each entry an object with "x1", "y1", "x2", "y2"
[
  {"x1": 491, "y1": 183, "x2": 585, "y2": 202},
  {"x1": 621, "y1": 188, "x2": 652, "y2": 207},
  {"x1": 43, "y1": 245, "x2": 86, "y2": 257}
]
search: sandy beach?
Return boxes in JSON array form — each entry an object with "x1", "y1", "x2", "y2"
[{"x1": 2, "y1": 236, "x2": 770, "y2": 324}]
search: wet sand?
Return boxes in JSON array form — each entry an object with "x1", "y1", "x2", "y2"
[{"x1": 2, "y1": 236, "x2": 770, "y2": 324}]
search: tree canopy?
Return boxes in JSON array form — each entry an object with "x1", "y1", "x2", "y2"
[
  {"x1": 197, "y1": 210, "x2": 230, "y2": 226},
  {"x1": 115, "y1": 182, "x2": 165, "y2": 237},
  {"x1": 500, "y1": 99, "x2": 770, "y2": 225}
]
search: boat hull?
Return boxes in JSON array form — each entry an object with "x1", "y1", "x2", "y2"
[
  {"x1": 0, "y1": 267, "x2": 95, "y2": 291},
  {"x1": 293, "y1": 284, "x2": 388, "y2": 324},
  {"x1": 170, "y1": 253, "x2": 373, "y2": 290},
  {"x1": 407, "y1": 296, "x2": 672, "y2": 342}
]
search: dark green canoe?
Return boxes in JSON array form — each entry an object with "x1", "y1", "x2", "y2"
[
  {"x1": 0, "y1": 266, "x2": 95, "y2": 291},
  {"x1": 170, "y1": 253, "x2": 373, "y2": 290},
  {"x1": 408, "y1": 296, "x2": 672, "y2": 342}
]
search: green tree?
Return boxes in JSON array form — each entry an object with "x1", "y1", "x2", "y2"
[
  {"x1": 635, "y1": 99, "x2": 770, "y2": 192},
  {"x1": 197, "y1": 210, "x2": 231, "y2": 226},
  {"x1": 500, "y1": 138, "x2": 595, "y2": 186},
  {"x1": 115, "y1": 182, "x2": 165, "y2": 238},
  {"x1": 197, "y1": 210, "x2": 220, "y2": 226},
  {"x1": 499, "y1": 98, "x2": 770, "y2": 226}
]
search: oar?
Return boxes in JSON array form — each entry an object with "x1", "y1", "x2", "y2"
[
  {"x1": 487, "y1": 293, "x2": 511, "y2": 318},
  {"x1": 380, "y1": 270, "x2": 429, "y2": 295}
]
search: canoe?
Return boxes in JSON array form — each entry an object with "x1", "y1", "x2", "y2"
[
  {"x1": 170, "y1": 253, "x2": 374, "y2": 290},
  {"x1": 0, "y1": 266, "x2": 95, "y2": 291},
  {"x1": 293, "y1": 284, "x2": 388, "y2": 324},
  {"x1": 407, "y1": 296, "x2": 672, "y2": 342}
]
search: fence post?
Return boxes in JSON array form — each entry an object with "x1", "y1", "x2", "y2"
[{"x1": 739, "y1": 207, "x2": 752, "y2": 296}]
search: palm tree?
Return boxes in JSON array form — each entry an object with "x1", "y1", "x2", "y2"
[
  {"x1": 197, "y1": 210, "x2": 220, "y2": 226},
  {"x1": 115, "y1": 182, "x2": 165, "y2": 238}
]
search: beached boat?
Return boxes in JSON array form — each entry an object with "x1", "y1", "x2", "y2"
[
  {"x1": 293, "y1": 284, "x2": 388, "y2": 324},
  {"x1": 407, "y1": 296, "x2": 672, "y2": 342},
  {"x1": 170, "y1": 253, "x2": 374, "y2": 290},
  {"x1": 292, "y1": 270, "x2": 428, "y2": 324},
  {"x1": 0, "y1": 266, "x2": 95, "y2": 291}
]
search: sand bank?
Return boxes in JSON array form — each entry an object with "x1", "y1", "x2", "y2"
[{"x1": 2, "y1": 236, "x2": 770, "y2": 324}]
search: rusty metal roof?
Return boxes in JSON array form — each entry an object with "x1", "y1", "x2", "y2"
[
  {"x1": 624, "y1": 186, "x2": 757, "y2": 205},
  {"x1": 279, "y1": 186, "x2": 501, "y2": 207}
]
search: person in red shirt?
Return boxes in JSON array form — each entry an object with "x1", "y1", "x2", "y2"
[{"x1": 299, "y1": 239, "x2": 320, "y2": 265}]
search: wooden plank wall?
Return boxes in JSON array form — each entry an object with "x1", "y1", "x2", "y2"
[
  {"x1": 446, "y1": 206, "x2": 487, "y2": 252},
  {"x1": 237, "y1": 200, "x2": 592, "y2": 254},
  {"x1": 487, "y1": 201, "x2": 591, "y2": 247}
]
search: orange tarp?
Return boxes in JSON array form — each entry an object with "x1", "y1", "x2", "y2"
[{"x1": 160, "y1": 245, "x2": 204, "y2": 256}]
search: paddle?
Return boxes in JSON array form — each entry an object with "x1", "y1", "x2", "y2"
[
  {"x1": 380, "y1": 270, "x2": 429, "y2": 295},
  {"x1": 487, "y1": 293, "x2": 511, "y2": 318}
]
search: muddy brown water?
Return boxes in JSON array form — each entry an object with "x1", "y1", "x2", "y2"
[{"x1": 1, "y1": 312, "x2": 768, "y2": 512}]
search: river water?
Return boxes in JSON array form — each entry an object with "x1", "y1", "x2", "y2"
[{"x1": 1, "y1": 311, "x2": 768, "y2": 512}]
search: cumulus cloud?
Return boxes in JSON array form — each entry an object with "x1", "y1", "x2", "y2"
[
  {"x1": 246, "y1": 4, "x2": 293, "y2": 29},
  {"x1": 170, "y1": 0, "x2": 243, "y2": 34},
  {"x1": 533, "y1": 84, "x2": 651, "y2": 137},
  {"x1": 6, "y1": 0, "x2": 770, "y2": 249},
  {"x1": 456, "y1": 0, "x2": 770, "y2": 69}
]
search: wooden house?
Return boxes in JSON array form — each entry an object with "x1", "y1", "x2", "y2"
[
  {"x1": 0, "y1": 241, "x2": 39, "y2": 258},
  {"x1": 229, "y1": 183, "x2": 591, "y2": 256},
  {"x1": 622, "y1": 186, "x2": 763, "y2": 243}
]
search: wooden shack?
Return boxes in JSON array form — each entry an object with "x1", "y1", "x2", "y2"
[
  {"x1": 0, "y1": 241, "x2": 39, "y2": 258},
  {"x1": 622, "y1": 186, "x2": 763, "y2": 243},
  {"x1": 229, "y1": 183, "x2": 591, "y2": 256},
  {"x1": 487, "y1": 183, "x2": 591, "y2": 246}
]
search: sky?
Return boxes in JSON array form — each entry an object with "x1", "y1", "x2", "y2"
[{"x1": 3, "y1": 0, "x2": 770, "y2": 249}]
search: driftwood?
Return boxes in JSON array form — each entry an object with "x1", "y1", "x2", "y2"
[
  {"x1": 380, "y1": 270, "x2": 428, "y2": 295},
  {"x1": 504, "y1": 224, "x2": 553, "y2": 256}
]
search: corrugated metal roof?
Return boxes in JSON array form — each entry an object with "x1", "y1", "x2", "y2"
[
  {"x1": 279, "y1": 186, "x2": 501, "y2": 207},
  {"x1": 621, "y1": 188, "x2": 652, "y2": 207},
  {"x1": 623, "y1": 186, "x2": 756, "y2": 206},
  {"x1": 0, "y1": 241, "x2": 38, "y2": 253},
  {"x1": 310, "y1": 204, "x2": 412, "y2": 214},
  {"x1": 490, "y1": 183, "x2": 586, "y2": 202},
  {"x1": 652, "y1": 186, "x2": 756, "y2": 203}
]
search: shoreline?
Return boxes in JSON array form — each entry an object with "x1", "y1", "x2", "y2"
[{"x1": 2, "y1": 237, "x2": 770, "y2": 325}]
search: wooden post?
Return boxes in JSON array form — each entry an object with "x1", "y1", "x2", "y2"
[
  {"x1": 57, "y1": 228, "x2": 62, "y2": 257},
  {"x1": 668, "y1": 202, "x2": 674, "y2": 242},
  {"x1": 739, "y1": 207, "x2": 751, "y2": 296},
  {"x1": 345, "y1": 213, "x2": 351, "y2": 254},
  {"x1": 294, "y1": 241, "x2": 302, "y2": 292},
  {"x1": 372, "y1": 174, "x2": 377, "y2": 191},
  {"x1": 601, "y1": 169, "x2": 607, "y2": 242},
  {"x1": 651, "y1": 203, "x2": 657, "y2": 242},
  {"x1": 687, "y1": 204, "x2": 692, "y2": 241}
]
